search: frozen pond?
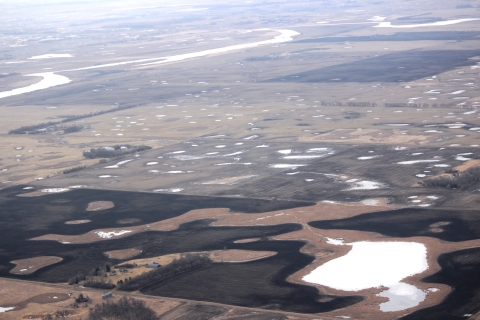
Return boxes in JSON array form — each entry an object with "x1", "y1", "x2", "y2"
[
  {"x1": 1, "y1": 29, "x2": 298, "y2": 99},
  {"x1": 397, "y1": 160, "x2": 440, "y2": 165},
  {"x1": 375, "y1": 18, "x2": 480, "y2": 28},
  {"x1": 377, "y1": 283, "x2": 426, "y2": 312},
  {"x1": 0, "y1": 72, "x2": 71, "y2": 99},
  {"x1": 28, "y1": 54, "x2": 73, "y2": 59},
  {"x1": 303, "y1": 241, "x2": 428, "y2": 312},
  {"x1": 67, "y1": 29, "x2": 299, "y2": 70}
]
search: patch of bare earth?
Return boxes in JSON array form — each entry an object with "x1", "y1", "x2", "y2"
[
  {"x1": 10, "y1": 256, "x2": 63, "y2": 275},
  {"x1": 234, "y1": 237, "x2": 261, "y2": 243},
  {"x1": 276, "y1": 227, "x2": 480, "y2": 320},
  {"x1": 16, "y1": 188, "x2": 71, "y2": 197},
  {"x1": 104, "y1": 248, "x2": 142, "y2": 259},
  {"x1": 86, "y1": 201, "x2": 114, "y2": 211},
  {"x1": 209, "y1": 249, "x2": 276, "y2": 263},
  {"x1": 201, "y1": 175, "x2": 257, "y2": 185},
  {"x1": 65, "y1": 220, "x2": 91, "y2": 225},
  {"x1": 455, "y1": 159, "x2": 480, "y2": 172},
  {"x1": 31, "y1": 208, "x2": 231, "y2": 244},
  {"x1": 105, "y1": 250, "x2": 277, "y2": 285}
]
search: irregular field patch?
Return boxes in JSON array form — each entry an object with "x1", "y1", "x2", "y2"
[
  {"x1": 10, "y1": 256, "x2": 63, "y2": 275},
  {"x1": 86, "y1": 201, "x2": 114, "y2": 211}
]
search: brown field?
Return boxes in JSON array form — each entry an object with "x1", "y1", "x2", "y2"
[
  {"x1": 64, "y1": 220, "x2": 91, "y2": 225},
  {"x1": 104, "y1": 248, "x2": 142, "y2": 260},
  {"x1": 86, "y1": 201, "x2": 114, "y2": 211},
  {"x1": 10, "y1": 256, "x2": 63, "y2": 275}
]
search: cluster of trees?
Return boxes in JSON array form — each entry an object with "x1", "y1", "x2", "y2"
[
  {"x1": 60, "y1": 124, "x2": 84, "y2": 134},
  {"x1": 87, "y1": 296, "x2": 159, "y2": 320},
  {"x1": 84, "y1": 277, "x2": 116, "y2": 289},
  {"x1": 384, "y1": 103, "x2": 430, "y2": 108},
  {"x1": 9, "y1": 121, "x2": 58, "y2": 134},
  {"x1": 320, "y1": 101, "x2": 377, "y2": 107},
  {"x1": 8, "y1": 104, "x2": 138, "y2": 134},
  {"x1": 118, "y1": 254, "x2": 211, "y2": 291},
  {"x1": 41, "y1": 310, "x2": 77, "y2": 320},
  {"x1": 385, "y1": 102, "x2": 480, "y2": 109},
  {"x1": 422, "y1": 166, "x2": 480, "y2": 190},
  {"x1": 63, "y1": 165, "x2": 87, "y2": 174},
  {"x1": 83, "y1": 145, "x2": 151, "y2": 159},
  {"x1": 68, "y1": 263, "x2": 113, "y2": 286}
]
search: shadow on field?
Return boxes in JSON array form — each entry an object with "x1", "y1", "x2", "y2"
[{"x1": 265, "y1": 49, "x2": 480, "y2": 83}]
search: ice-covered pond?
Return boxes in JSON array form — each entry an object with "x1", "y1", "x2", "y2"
[{"x1": 303, "y1": 241, "x2": 429, "y2": 312}]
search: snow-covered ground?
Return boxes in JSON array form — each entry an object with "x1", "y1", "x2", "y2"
[
  {"x1": 0, "y1": 72, "x2": 71, "y2": 99},
  {"x1": 303, "y1": 241, "x2": 430, "y2": 312},
  {"x1": 375, "y1": 18, "x2": 480, "y2": 28}
]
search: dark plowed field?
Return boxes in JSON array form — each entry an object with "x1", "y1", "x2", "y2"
[
  {"x1": 141, "y1": 239, "x2": 363, "y2": 313},
  {"x1": 309, "y1": 207, "x2": 480, "y2": 242},
  {"x1": 266, "y1": 49, "x2": 480, "y2": 83},
  {"x1": 295, "y1": 31, "x2": 480, "y2": 43},
  {"x1": 401, "y1": 247, "x2": 480, "y2": 320}
]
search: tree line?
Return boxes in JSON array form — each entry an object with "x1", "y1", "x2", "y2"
[
  {"x1": 421, "y1": 166, "x2": 480, "y2": 189},
  {"x1": 87, "y1": 296, "x2": 159, "y2": 320},
  {"x1": 117, "y1": 254, "x2": 212, "y2": 291},
  {"x1": 320, "y1": 101, "x2": 377, "y2": 107},
  {"x1": 8, "y1": 104, "x2": 138, "y2": 134},
  {"x1": 385, "y1": 102, "x2": 480, "y2": 109},
  {"x1": 83, "y1": 145, "x2": 152, "y2": 159}
]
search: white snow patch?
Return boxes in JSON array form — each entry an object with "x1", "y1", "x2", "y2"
[
  {"x1": 375, "y1": 18, "x2": 480, "y2": 28},
  {"x1": 434, "y1": 164, "x2": 450, "y2": 167},
  {"x1": 0, "y1": 307, "x2": 14, "y2": 313},
  {"x1": 362, "y1": 199, "x2": 380, "y2": 206},
  {"x1": 456, "y1": 155, "x2": 471, "y2": 161},
  {"x1": 0, "y1": 72, "x2": 71, "y2": 99},
  {"x1": 96, "y1": 230, "x2": 132, "y2": 238},
  {"x1": 104, "y1": 159, "x2": 133, "y2": 168},
  {"x1": 397, "y1": 160, "x2": 440, "y2": 164},
  {"x1": 283, "y1": 155, "x2": 324, "y2": 160},
  {"x1": 146, "y1": 162, "x2": 158, "y2": 165},
  {"x1": 357, "y1": 155, "x2": 382, "y2": 160},
  {"x1": 377, "y1": 282, "x2": 427, "y2": 312},
  {"x1": 344, "y1": 180, "x2": 384, "y2": 190},
  {"x1": 326, "y1": 237, "x2": 345, "y2": 245},
  {"x1": 28, "y1": 54, "x2": 73, "y2": 59},
  {"x1": 40, "y1": 188, "x2": 70, "y2": 193},
  {"x1": 303, "y1": 242, "x2": 428, "y2": 300},
  {"x1": 269, "y1": 164, "x2": 307, "y2": 169},
  {"x1": 154, "y1": 188, "x2": 184, "y2": 193}
]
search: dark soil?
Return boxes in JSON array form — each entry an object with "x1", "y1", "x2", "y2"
[
  {"x1": 141, "y1": 239, "x2": 363, "y2": 313},
  {"x1": 401, "y1": 247, "x2": 480, "y2": 320},
  {"x1": 308, "y1": 207, "x2": 480, "y2": 242},
  {"x1": 295, "y1": 31, "x2": 480, "y2": 43},
  {"x1": 265, "y1": 49, "x2": 480, "y2": 83}
]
